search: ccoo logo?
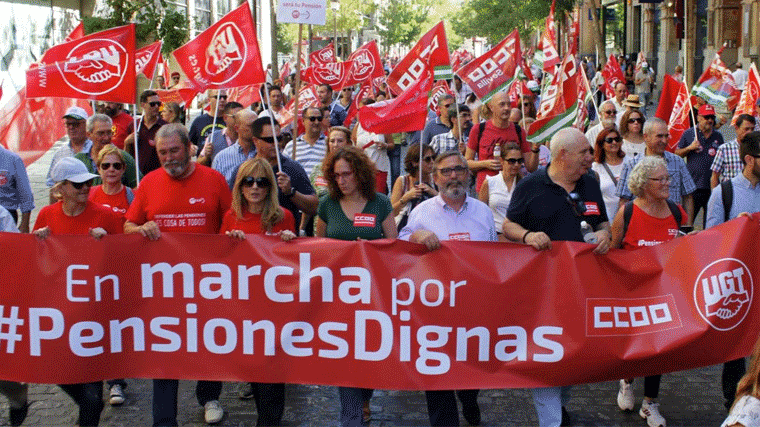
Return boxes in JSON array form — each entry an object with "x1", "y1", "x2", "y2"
[
  {"x1": 205, "y1": 22, "x2": 247, "y2": 85},
  {"x1": 59, "y1": 39, "x2": 129, "y2": 95},
  {"x1": 693, "y1": 258, "x2": 753, "y2": 331}
]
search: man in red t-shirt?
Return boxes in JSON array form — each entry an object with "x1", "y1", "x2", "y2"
[
  {"x1": 465, "y1": 92, "x2": 539, "y2": 191},
  {"x1": 104, "y1": 102, "x2": 134, "y2": 150},
  {"x1": 124, "y1": 123, "x2": 230, "y2": 425}
]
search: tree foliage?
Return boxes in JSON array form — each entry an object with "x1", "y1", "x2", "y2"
[
  {"x1": 376, "y1": 0, "x2": 434, "y2": 47},
  {"x1": 83, "y1": 0, "x2": 189, "y2": 54},
  {"x1": 451, "y1": 0, "x2": 574, "y2": 45}
]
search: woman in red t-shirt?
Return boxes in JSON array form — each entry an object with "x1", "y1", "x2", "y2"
[
  {"x1": 609, "y1": 155, "x2": 688, "y2": 427},
  {"x1": 220, "y1": 157, "x2": 296, "y2": 240},
  {"x1": 88, "y1": 145, "x2": 132, "y2": 218}
]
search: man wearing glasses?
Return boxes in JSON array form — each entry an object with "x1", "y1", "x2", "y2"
[
  {"x1": 284, "y1": 107, "x2": 327, "y2": 178},
  {"x1": 421, "y1": 94, "x2": 456, "y2": 147},
  {"x1": 46, "y1": 107, "x2": 93, "y2": 202},
  {"x1": 212, "y1": 109, "x2": 258, "y2": 189},
  {"x1": 399, "y1": 150, "x2": 495, "y2": 427},
  {"x1": 675, "y1": 104, "x2": 724, "y2": 227},
  {"x1": 617, "y1": 118, "x2": 695, "y2": 224},
  {"x1": 189, "y1": 89, "x2": 228, "y2": 151},
  {"x1": 502, "y1": 128, "x2": 610, "y2": 427},
  {"x1": 74, "y1": 114, "x2": 139, "y2": 188},
  {"x1": 585, "y1": 100, "x2": 618, "y2": 147},
  {"x1": 125, "y1": 90, "x2": 167, "y2": 175}
]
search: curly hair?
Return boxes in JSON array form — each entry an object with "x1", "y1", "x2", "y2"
[
  {"x1": 594, "y1": 127, "x2": 625, "y2": 164},
  {"x1": 619, "y1": 109, "x2": 645, "y2": 138},
  {"x1": 323, "y1": 145, "x2": 376, "y2": 201},
  {"x1": 230, "y1": 158, "x2": 283, "y2": 230},
  {"x1": 404, "y1": 143, "x2": 436, "y2": 175},
  {"x1": 628, "y1": 156, "x2": 667, "y2": 198}
]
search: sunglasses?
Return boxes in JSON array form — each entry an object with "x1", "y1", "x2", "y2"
[
  {"x1": 210, "y1": 94, "x2": 228, "y2": 100},
  {"x1": 437, "y1": 165, "x2": 467, "y2": 176},
  {"x1": 100, "y1": 162, "x2": 123, "y2": 170},
  {"x1": 148, "y1": 101, "x2": 162, "y2": 107},
  {"x1": 566, "y1": 192, "x2": 587, "y2": 217},
  {"x1": 256, "y1": 136, "x2": 277, "y2": 144},
  {"x1": 604, "y1": 136, "x2": 622, "y2": 143},
  {"x1": 603, "y1": 110, "x2": 617, "y2": 116},
  {"x1": 628, "y1": 117, "x2": 644, "y2": 124},
  {"x1": 241, "y1": 176, "x2": 271, "y2": 188},
  {"x1": 505, "y1": 158, "x2": 525, "y2": 165},
  {"x1": 306, "y1": 116, "x2": 323, "y2": 122},
  {"x1": 67, "y1": 179, "x2": 93, "y2": 189}
]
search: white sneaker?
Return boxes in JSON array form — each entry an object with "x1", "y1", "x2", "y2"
[
  {"x1": 204, "y1": 400, "x2": 224, "y2": 424},
  {"x1": 109, "y1": 384, "x2": 125, "y2": 406},
  {"x1": 617, "y1": 379, "x2": 635, "y2": 411},
  {"x1": 639, "y1": 400, "x2": 666, "y2": 427}
]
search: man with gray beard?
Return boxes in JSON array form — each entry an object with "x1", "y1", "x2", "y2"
[
  {"x1": 399, "y1": 150, "x2": 496, "y2": 426},
  {"x1": 585, "y1": 100, "x2": 618, "y2": 146}
]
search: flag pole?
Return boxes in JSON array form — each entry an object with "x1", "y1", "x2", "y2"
[
  {"x1": 293, "y1": 24, "x2": 304, "y2": 160},
  {"x1": 582, "y1": 66, "x2": 599, "y2": 126}
]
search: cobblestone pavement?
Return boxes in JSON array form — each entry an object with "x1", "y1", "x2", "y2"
[{"x1": 9, "y1": 128, "x2": 736, "y2": 426}]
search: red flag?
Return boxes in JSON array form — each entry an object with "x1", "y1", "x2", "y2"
[
  {"x1": 302, "y1": 41, "x2": 384, "y2": 90},
  {"x1": 428, "y1": 80, "x2": 454, "y2": 112},
  {"x1": 344, "y1": 83, "x2": 374, "y2": 126},
  {"x1": 537, "y1": 0, "x2": 560, "y2": 73},
  {"x1": 456, "y1": 30, "x2": 521, "y2": 102},
  {"x1": 136, "y1": 41, "x2": 163, "y2": 79},
  {"x1": 280, "y1": 61, "x2": 292, "y2": 79},
  {"x1": 667, "y1": 80, "x2": 692, "y2": 152},
  {"x1": 655, "y1": 74, "x2": 682, "y2": 122},
  {"x1": 733, "y1": 63, "x2": 760, "y2": 125},
  {"x1": 282, "y1": 85, "x2": 320, "y2": 129},
  {"x1": 359, "y1": 74, "x2": 432, "y2": 134},
  {"x1": 528, "y1": 54, "x2": 587, "y2": 142},
  {"x1": 691, "y1": 52, "x2": 741, "y2": 112},
  {"x1": 507, "y1": 78, "x2": 531, "y2": 107},
  {"x1": 602, "y1": 54, "x2": 626, "y2": 100},
  {"x1": 172, "y1": 2, "x2": 265, "y2": 91},
  {"x1": 227, "y1": 83, "x2": 263, "y2": 108},
  {"x1": 160, "y1": 56, "x2": 171, "y2": 86},
  {"x1": 309, "y1": 43, "x2": 336, "y2": 67},
  {"x1": 567, "y1": 10, "x2": 580, "y2": 56},
  {"x1": 155, "y1": 80, "x2": 199, "y2": 106},
  {"x1": 27, "y1": 24, "x2": 136, "y2": 104},
  {"x1": 39, "y1": 22, "x2": 85, "y2": 64},
  {"x1": 387, "y1": 22, "x2": 450, "y2": 94}
]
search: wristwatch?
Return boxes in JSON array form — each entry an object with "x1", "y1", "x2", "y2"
[{"x1": 287, "y1": 187, "x2": 297, "y2": 198}]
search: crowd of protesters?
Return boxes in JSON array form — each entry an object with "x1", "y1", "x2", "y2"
[{"x1": 3, "y1": 52, "x2": 760, "y2": 427}]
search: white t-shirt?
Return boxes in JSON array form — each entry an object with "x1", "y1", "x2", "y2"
[
  {"x1": 356, "y1": 124, "x2": 389, "y2": 172},
  {"x1": 485, "y1": 173, "x2": 517, "y2": 232},
  {"x1": 722, "y1": 395, "x2": 760, "y2": 427},
  {"x1": 591, "y1": 161, "x2": 624, "y2": 220},
  {"x1": 622, "y1": 139, "x2": 647, "y2": 158}
]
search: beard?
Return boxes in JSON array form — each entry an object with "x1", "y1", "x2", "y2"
[
  {"x1": 602, "y1": 116, "x2": 617, "y2": 129},
  {"x1": 163, "y1": 155, "x2": 190, "y2": 178},
  {"x1": 440, "y1": 179, "x2": 466, "y2": 200}
]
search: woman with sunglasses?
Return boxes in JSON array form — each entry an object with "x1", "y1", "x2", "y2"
[
  {"x1": 32, "y1": 156, "x2": 123, "y2": 426},
  {"x1": 89, "y1": 145, "x2": 134, "y2": 218},
  {"x1": 478, "y1": 142, "x2": 523, "y2": 239},
  {"x1": 610, "y1": 156, "x2": 687, "y2": 427},
  {"x1": 592, "y1": 128, "x2": 626, "y2": 220},
  {"x1": 391, "y1": 143, "x2": 438, "y2": 228},
  {"x1": 316, "y1": 146, "x2": 397, "y2": 427},
  {"x1": 221, "y1": 158, "x2": 296, "y2": 240},
  {"x1": 620, "y1": 109, "x2": 647, "y2": 158}
]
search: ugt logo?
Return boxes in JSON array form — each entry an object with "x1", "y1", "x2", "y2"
[
  {"x1": 60, "y1": 39, "x2": 128, "y2": 95},
  {"x1": 205, "y1": 22, "x2": 247, "y2": 84},
  {"x1": 693, "y1": 258, "x2": 753, "y2": 331}
]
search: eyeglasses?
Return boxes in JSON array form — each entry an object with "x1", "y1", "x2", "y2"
[
  {"x1": 306, "y1": 116, "x2": 323, "y2": 122},
  {"x1": 649, "y1": 176, "x2": 672, "y2": 184},
  {"x1": 522, "y1": 103, "x2": 532, "y2": 107},
  {"x1": 604, "y1": 136, "x2": 622, "y2": 143},
  {"x1": 505, "y1": 158, "x2": 525, "y2": 165},
  {"x1": 702, "y1": 115, "x2": 716, "y2": 122},
  {"x1": 100, "y1": 162, "x2": 123, "y2": 170},
  {"x1": 210, "y1": 94, "x2": 228, "y2": 100},
  {"x1": 67, "y1": 179, "x2": 93, "y2": 189},
  {"x1": 148, "y1": 101, "x2": 162, "y2": 107},
  {"x1": 566, "y1": 192, "x2": 587, "y2": 216},
  {"x1": 342, "y1": 88, "x2": 353, "y2": 92},
  {"x1": 256, "y1": 136, "x2": 277, "y2": 144},
  {"x1": 603, "y1": 110, "x2": 618, "y2": 116},
  {"x1": 628, "y1": 117, "x2": 644, "y2": 124},
  {"x1": 241, "y1": 176, "x2": 271, "y2": 188},
  {"x1": 437, "y1": 165, "x2": 468, "y2": 176}
]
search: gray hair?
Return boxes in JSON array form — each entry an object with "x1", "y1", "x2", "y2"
[
  {"x1": 643, "y1": 117, "x2": 667, "y2": 136},
  {"x1": 437, "y1": 93, "x2": 455, "y2": 104},
  {"x1": 550, "y1": 128, "x2": 587, "y2": 160},
  {"x1": 599, "y1": 100, "x2": 615, "y2": 112},
  {"x1": 87, "y1": 113, "x2": 113, "y2": 133},
  {"x1": 434, "y1": 150, "x2": 468, "y2": 171},
  {"x1": 628, "y1": 156, "x2": 667, "y2": 197},
  {"x1": 155, "y1": 123, "x2": 191, "y2": 147}
]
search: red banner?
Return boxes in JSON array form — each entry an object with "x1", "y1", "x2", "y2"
[
  {"x1": 602, "y1": 54, "x2": 626, "y2": 101},
  {"x1": 309, "y1": 43, "x2": 336, "y2": 67},
  {"x1": 26, "y1": 24, "x2": 136, "y2": 104},
  {"x1": 387, "y1": 22, "x2": 450, "y2": 95},
  {"x1": 302, "y1": 41, "x2": 384, "y2": 90},
  {"x1": 0, "y1": 217, "x2": 758, "y2": 387},
  {"x1": 359, "y1": 74, "x2": 431, "y2": 134},
  {"x1": 135, "y1": 41, "x2": 163, "y2": 79},
  {"x1": 456, "y1": 30, "x2": 521, "y2": 103},
  {"x1": 172, "y1": 2, "x2": 265, "y2": 91},
  {"x1": 733, "y1": 63, "x2": 760, "y2": 125},
  {"x1": 228, "y1": 83, "x2": 263, "y2": 108},
  {"x1": 538, "y1": 0, "x2": 560, "y2": 74}
]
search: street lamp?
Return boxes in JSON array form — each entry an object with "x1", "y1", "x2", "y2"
[{"x1": 331, "y1": 0, "x2": 340, "y2": 59}]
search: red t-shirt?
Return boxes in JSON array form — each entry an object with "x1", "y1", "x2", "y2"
[
  {"x1": 34, "y1": 201, "x2": 124, "y2": 235},
  {"x1": 125, "y1": 164, "x2": 231, "y2": 234},
  {"x1": 622, "y1": 203, "x2": 687, "y2": 250},
  {"x1": 219, "y1": 207, "x2": 295, "y2": 234},
  {"x1": 467, "y1": 121, "x2": 530, "y2": 191},
  {"x1": 89, "y1": 185, "x2": 131, "y2": 218},
  {"x1": 111, "y1": 111, "x2": 134, "y2": 150}
]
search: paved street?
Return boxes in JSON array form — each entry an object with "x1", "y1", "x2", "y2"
[{"x1": 7, "y1": 128, "x2": 737, "y2": 426}]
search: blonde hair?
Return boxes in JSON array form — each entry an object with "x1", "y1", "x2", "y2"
[
  {"x1": 96, "y1": 145, "x2": 126, "y2": 167},
  {"x1": 230, "y1": 158, "x2": 283, "y2": 231},
  {"x1": 732, "y1": 333, "x2": 760, "y2": 411}
]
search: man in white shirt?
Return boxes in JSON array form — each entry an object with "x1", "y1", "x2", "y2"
[{"x1": 733, "y1": 63, "x2": 749, "y2": 91}]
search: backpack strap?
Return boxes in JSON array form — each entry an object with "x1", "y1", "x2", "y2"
[
  {"x1": 665, "y1": 199, "x2": 682, "y2": 228},
  {"x1": 475, "y1": 121, "x2": 487, "y2": 146},
  {"x1": 721, "y1": 179, "x2": 733, "y2": 223},
  {"x1": 125, "y1": 186, "x2": 135, "y2": 205},
  {"x1": 622, "y1": 200, "x2": 634, "y2": 240}
]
